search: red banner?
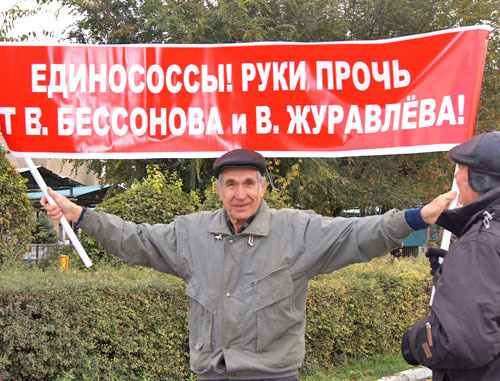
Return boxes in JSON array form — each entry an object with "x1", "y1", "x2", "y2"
[{"x1": 0, "y1": 26, "x2": 490, "y2": 158}]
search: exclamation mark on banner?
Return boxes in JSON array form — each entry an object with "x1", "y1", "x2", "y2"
[
  {"x1": 226, "y1": 64, "x2": 233, "y2": 92},
  {"x1": 218, "y1": 64, "x2": 233, "y2": 92},
  {"x1": 457, "y1": 94, "x2": 465, "y2": 124},
  {"x1": 218, "y1": 64, "x2": 225, "y2": 92}
]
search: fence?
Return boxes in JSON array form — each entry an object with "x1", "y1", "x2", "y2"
[{"x1": 24, "y1": 243, "x2": 66, "y2": 264}]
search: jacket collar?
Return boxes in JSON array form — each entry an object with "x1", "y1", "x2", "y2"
[
  {"x1": 208, "y1": 200, "x2": 271, "y2": 237},
  {"x1": 436, "y1": 186, "x2": 500, "y2": 237}
]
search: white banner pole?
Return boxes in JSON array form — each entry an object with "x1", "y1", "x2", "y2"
[
  {"x1": 429, "y1": 164, "x2": 459, "y2": 305},
  {"x1": 23, "y1": 156, "x2": 93, "y2": 268}
]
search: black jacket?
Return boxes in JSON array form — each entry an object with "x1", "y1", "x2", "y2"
[{"x1": 402, "y1": 187, "x2": 500, "y2": 381}]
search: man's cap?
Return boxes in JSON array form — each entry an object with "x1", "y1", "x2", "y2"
[
  {"x1": 449, "y1": 131, "x2": 500, "y2": 194},
  {"x1": 213, "y1": 149, "x2": 267, "y2": 177}
]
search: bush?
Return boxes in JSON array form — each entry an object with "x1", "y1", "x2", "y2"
[
  {"x1": 304, "y1": 256, "x2": 431, "y2": 372},
  {"x1": 0, "y1": 148, "x2": 36, "y2": 267},
  {"x1": 0, "y1": 265, "x2": 190, "y2": 380},
  {"x1": 79, "y1": 166, "x2": 200, "y2": 267},
  {"x1": 0, "y1": 256, "x2": 432, "y2": 380}
]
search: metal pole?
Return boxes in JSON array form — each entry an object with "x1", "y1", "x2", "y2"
[
  {"x1": 429, "y1": 164, "x2": 459, "y2": 306},
  {"x1": 23, "y1": 156, "x2": 93, "y2": 268}
]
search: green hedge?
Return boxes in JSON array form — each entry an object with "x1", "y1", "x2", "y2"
[
  {"x1": 304, "y1": 257, "x2": 431, "y2": 372},
  {"x1": 0, "y1": 257, "x2": 432, "y2": 380}
]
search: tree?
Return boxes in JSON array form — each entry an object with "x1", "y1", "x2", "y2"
[
  {"x1": 69, "y1": 157, "x2": 216, "y2": 196},
  {"x1": 0, "y1": 0, "x2": 57, "y2": 42},
  {"x1": 33, "y1": 211, "x2": 59, "y2": 244},
  {"x1": 0, "y1": 147, "x2": 36, "y2": 266}
]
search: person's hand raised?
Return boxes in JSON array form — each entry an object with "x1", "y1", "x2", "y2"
[{"x1": 40, "y1": 187, "x2": 83, "y2": 223}]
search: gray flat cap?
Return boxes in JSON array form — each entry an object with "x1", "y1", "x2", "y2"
[
  {"x1": 213, "y1": 149, "x2": 267, "y2": 177},
  {"x1": 449, "y1": 131, "x2": 500, "y2": 194}
]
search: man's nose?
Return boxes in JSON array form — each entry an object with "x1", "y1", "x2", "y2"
[{"x1": 234, "y1": 186, "x2": 246, "y2": 199}]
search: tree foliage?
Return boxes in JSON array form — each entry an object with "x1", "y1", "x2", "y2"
[
  {"x1": 33, "y1": 211, "x2": 59, "y2": 244},
  {"x1": 0, "y1": 148, "x2": 36, "y2": 265},
  {"x1": 0, "y1": 0, "x2": 57, "y2": 42},
  {"x1": 69, "y1": 156, "x2": 216, "y2": 196}
]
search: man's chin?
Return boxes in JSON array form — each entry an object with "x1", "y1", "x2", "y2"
[{"x1": 229, "y1": 209, "x2": 251, "y2": 221}]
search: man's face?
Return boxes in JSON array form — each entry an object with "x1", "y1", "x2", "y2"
[
  {"x1": 216, "y1": 168, "x2": 266, "y2": 227},
  {"x1": 455, "y1": 164, "x2": 480, "y2": 206}
]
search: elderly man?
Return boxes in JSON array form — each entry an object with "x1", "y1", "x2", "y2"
[
  {"x1": 401, "y1": 131, "x2": 500, "y2": 380},
  {"x1": 43, "y1": 148, "x2": 454, "y2": 381}
]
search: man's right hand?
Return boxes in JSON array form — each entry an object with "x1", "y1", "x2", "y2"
[
  {"x1": 41, "y1": 187, "x2": 83, "y2": 223},
  {"x1": 420, "y1": 190, "x2": 457, "y2": 225}
]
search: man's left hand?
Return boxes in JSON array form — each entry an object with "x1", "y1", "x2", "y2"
[
  {"x1": 425, "y1": 247, "x2": 447, "y2": 276},
  {"x1": 420, "y1": 190, "x2": 457, "y2": 225}
]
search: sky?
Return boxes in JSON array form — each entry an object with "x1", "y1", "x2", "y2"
[{"x1": 1, "y1": 0, "x2": 74, "y2": 43}]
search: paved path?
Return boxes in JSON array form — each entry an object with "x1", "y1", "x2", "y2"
[{"x1": 378, "y1": 366, "x2": 431, "y2": 381}]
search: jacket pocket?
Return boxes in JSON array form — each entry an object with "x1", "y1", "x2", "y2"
[
  {"x1": 253, "y1": 269, "x2": 302, "y2": 353},
  {"x1": 186, "y1": 278, "x2": 217, "y2": 353}
]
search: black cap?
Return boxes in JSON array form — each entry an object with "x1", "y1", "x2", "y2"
[
  {"x1": 213, "y1": 149, "x2": 267, "y2": 177},
  {"x1": 449, "y1": 131, "x2": 500, "y2": 194}
]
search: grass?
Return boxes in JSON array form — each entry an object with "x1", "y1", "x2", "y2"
[
  {"x1": 59, "y1": 354, "x2": 418, "y2": 381},
  {"x1": 302, "y1": 353, "x2": 422, "y2": 381}
]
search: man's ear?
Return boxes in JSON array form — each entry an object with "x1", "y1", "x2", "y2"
[
  {"x1": 216, "y1": 181, "x2": 222, "y2": 198},
  {"x1": 261, "y1": 178, "x2": 267, "y2": 195}
]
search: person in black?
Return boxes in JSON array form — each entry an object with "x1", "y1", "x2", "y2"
[{"x1": 401, "y1": 131, "x2": 500, "y2": 380}]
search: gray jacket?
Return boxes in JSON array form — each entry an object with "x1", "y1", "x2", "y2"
[{"x1": 80, "y1": 200, "x2": 414, "y2": 379}]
